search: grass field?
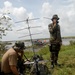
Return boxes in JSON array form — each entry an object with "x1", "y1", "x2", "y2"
[
  {"x1": 0, "y1": 44, "x2": 75, "y2": 75},
  {"x1": 24, "y1": 45, "x2": 75, "y2": 75}
]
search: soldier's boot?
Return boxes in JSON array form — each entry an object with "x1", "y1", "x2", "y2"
[{"x1": 50, "y1": 61, "x2": 54, "y2": 69}]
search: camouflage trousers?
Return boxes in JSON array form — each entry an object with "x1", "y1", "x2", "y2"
[{"x1": 49, "y1": 43, "x2": 61, "y2": 64}]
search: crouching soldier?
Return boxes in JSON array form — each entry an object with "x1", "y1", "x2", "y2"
[
  {"x1": 48, "y1": 14, "x2": 62, "y2": 69},
  {"x1": 1, "y1": 42, "x2": 26, "y2": 75}
]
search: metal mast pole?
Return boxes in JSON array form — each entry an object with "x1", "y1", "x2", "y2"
[
  {"x1": 26, "y1": 19, "x2": 35, "y2": 55},
  {"x1": 15, "y1": 18, "x2": 41, "y2": 75},
  {"x1": 26, "y1": 19, "x2": 40, "y2": 75}
]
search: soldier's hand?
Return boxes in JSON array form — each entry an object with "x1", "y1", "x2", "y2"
[{"x1": 53, "y1": 24, "x2": 56, "y2": 28}]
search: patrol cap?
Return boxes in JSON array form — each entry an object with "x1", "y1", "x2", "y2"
[
  {"x1": 51, "y1": 14, "x2": 59, "y2": 20},
  {"x1": 15, "y1": 41, "x2": 26, "y2": 50}
]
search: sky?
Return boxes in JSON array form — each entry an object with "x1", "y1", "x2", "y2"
[{"x1": 0, "y1": 0, "x2": 75, "y2": 41}]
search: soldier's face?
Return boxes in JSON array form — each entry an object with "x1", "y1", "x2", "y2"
[{"x1": 53, "y1": 19, "x2": 57, "y2": 23}]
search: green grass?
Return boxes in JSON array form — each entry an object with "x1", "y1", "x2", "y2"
[
  {"x1": 52, "y1": 45, "x2": 75, "y2": 75},
  {"x1": 0, "y1": 45, "x2": 75, "y2": 75},
  {"x1": 24, "y1": 45, "x2": 75, "y2": 75}
]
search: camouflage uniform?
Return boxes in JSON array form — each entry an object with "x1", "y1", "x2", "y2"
[{"x1": 48, "y1": 15, "x2": 62, "y2": 68}]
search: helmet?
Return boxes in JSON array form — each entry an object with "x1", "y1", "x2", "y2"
[
  {"x1": 15, "y1": 41, "x2": 26, "y2": 50},
  {"x1": 51, "y1": 14, "x2": 59, "y2": 20}
]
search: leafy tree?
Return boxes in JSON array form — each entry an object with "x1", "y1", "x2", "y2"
[
  {"x1": 0, "y1": 13, "x2": 12, "y2": 50},
  {"x1": 0, "y1": 13, "x2": 12, "y2": 39}
]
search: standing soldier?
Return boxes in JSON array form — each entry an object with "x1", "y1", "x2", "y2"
[{"x1": 48, "y1": 14, "x2": 62, "y2": 69}]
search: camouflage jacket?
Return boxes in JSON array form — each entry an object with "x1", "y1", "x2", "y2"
[{"x1": 48, "y1": 23, "x2": 62, "y2": 44}]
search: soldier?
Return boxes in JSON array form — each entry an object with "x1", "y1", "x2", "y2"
[
  {"x1": 1, "y1": 42, "x2": 26, "y2": 75},
  {"x1": 48, "y1": 14, "x2": 62, "y2": 69}
]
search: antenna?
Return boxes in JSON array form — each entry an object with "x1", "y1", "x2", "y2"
[
  {"x1": 43, "y1": 17, "x2": 51, "y2": 20},
  {"x1": 17, "y1": 26, "x2": 41, "y2": 31},
  {"x1": 15, "y1": 17, "x2": 41, "y2": 75},
  {"x1": 15, "y1": 18, "x2": 41, "y2": 55}
]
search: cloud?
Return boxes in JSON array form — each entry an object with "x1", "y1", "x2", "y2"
[
  {"x1": 12, "y1": 7, "x2": 28, "y2": 20},
  {"x1": 59, "y1": 1, "x2": 75, "y2": 36},
  {"x1": 4, "y1": 1, "x2": 12, "y2": 8},
  {"x1": 41, "y1": 2, "x2": 52, "y2": 17},
  {"x1": 1, "y1": 0, "x2": 75, "y2": 41},
  {"x1": 0, "y1": 1, "x2": 30, "y2": 41},
  {"x1": 0, "y1": 1, "x2": 43, "y2": 41},
  {"x1": 41, "y1": 0, "x2": 75, "y2": 37}
]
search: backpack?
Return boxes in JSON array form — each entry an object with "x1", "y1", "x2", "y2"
[{"x1": 30, "y1": 61, "x2": 50, "y2": 75}]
